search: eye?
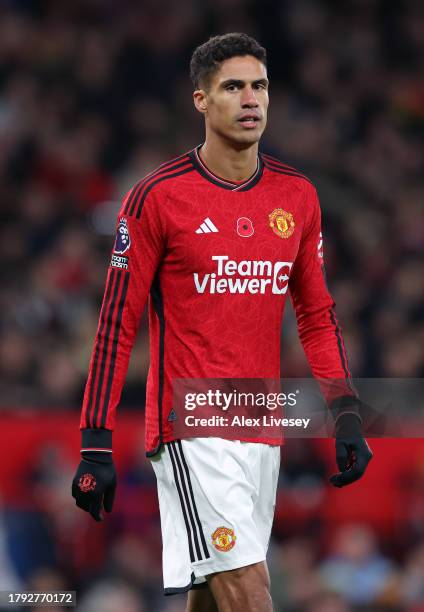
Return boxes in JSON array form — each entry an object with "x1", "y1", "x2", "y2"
[{"x1": 225, "y1": 83, "x2": 239, "y2": 91}]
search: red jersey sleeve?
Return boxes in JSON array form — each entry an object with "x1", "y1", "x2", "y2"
[
  {"x1": 80, "y1": 186, "x2": 166, "y2": 434},
  {"x1": 289, "y1": 182, "x2": 355, "y2": 404}
]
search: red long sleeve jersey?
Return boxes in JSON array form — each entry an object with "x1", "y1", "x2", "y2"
[{"x1": 80, "y1": 147, "x2": 352, "y2": 455}]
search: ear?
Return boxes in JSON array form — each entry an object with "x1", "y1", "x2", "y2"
[{"x1": 193, "y1": 89, "x2": 208, "y2": 114}]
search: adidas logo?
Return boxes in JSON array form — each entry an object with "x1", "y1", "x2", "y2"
[
  {"x1": 167, "y1": 408, "x2": 178, "y2": 422},
  {"x1": 195, "y1": 217, "x2": 219, "y2": 234}
]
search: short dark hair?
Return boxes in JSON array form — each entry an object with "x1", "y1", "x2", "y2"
[{"x1": 190, "y1": 33, "x2": 267, "y2": 90}]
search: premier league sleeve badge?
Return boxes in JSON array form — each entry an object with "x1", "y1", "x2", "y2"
[{"x1": 114, "y1": 217, "x2": 131, "y2": 254}]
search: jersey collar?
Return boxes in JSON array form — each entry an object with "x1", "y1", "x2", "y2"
[{"x1": 189, "y1": 144, "x2": 264, "y2": 191}]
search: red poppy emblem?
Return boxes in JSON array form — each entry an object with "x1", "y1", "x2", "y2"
[{"x1": 236, "y1": 217, "x2": 254, "y2": 237}]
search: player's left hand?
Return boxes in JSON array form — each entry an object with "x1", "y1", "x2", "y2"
[{"x1": 329, "y1": 412, "x2": 373, "y2": 487}]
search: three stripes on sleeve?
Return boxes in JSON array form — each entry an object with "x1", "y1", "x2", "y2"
[{"x1": 83, "y1": 268, "x2": 130, "y2": 429}]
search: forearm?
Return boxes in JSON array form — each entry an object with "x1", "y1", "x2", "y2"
[{"x1": 295, "y1": 301, "x2": 356, "y2": 405}]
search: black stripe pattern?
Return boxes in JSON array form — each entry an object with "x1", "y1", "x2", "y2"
[
  {"x1": 124, "y1": 155, "x2": 194, "y2": 219},
  {"x1": 85, "y1": 268, "x2": 117, "y2": 428},
  {"x1": 329, "y1": 308, "x2": 353, "y2": 385},
  {"x1": 100, "y1": 272, "x2": 130, "y2": 427},
  {"x1": 189, "y1": 146, "x2": 264, "y2": 191},
  {"x1": 85, "y1": 268, "x2": 130, "y2": 428},
  {"x1": 147, "y1": 271, "x2": 166, "y2": 456},
  {"x1": 168, "y1": 441, "x2": 210, "y2": 563},
  {"x1": 262, "y1": 153, "x2": 314, "y2": 185}
]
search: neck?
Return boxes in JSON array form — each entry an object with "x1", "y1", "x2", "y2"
[{"x1": 199, "y1": 135, "x2": 259, "y2": 183}]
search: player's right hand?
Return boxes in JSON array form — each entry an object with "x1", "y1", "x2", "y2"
[{"x1": 72, "y1": 452, "x2": 117, "y2": 521}]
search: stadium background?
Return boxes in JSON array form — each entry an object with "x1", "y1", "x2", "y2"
[{"x1": 0, "y1": 0, "x2": 423, "y2": 610}]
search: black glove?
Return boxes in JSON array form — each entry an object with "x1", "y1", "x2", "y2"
[
  {"x1": 72, "y1": 430, "x2": 117, "y2": 521},
  {"x1": 329, "y1": 397, "x2": 373, "y2": 488}
]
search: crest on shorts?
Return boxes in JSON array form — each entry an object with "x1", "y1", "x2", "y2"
[
  {"x1": 211, "y1": 526, "x2": 236, "y2": 552},
  {"x1": 114, "y1": 217, "x2": 131, "y2": 254},
  {"x1": 269, "y1": 209, "x2": 295, "y2": 239},
  {"x1": 78, "y1": 473, "x2": 96, "y2": 493}
]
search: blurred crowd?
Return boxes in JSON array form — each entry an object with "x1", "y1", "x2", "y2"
[
  {"x1": 0, "y1": 0, "x2": 423, "y2": 610},
  {"x1": 0, "y1": 0, "x2": 423, "y2": 407}
]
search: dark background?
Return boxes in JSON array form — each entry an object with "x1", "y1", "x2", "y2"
[{"x1": 0, "y1": 1, "x2": 423, "y2": 610}]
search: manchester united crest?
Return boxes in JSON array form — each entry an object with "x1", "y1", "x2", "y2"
[
  {"x1": 269, "y1": 209, "x2": 295, "y2": 239},
  {"x1": 78, "y1": 473, "x2": 96, "y2": 493},
  {"x1": 211, "y1": 526, "x2": 236, "y2": 552}
]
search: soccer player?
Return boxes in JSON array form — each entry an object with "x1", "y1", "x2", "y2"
[{"x1": 72, "y1": 33, "x2": 373, "y2": 612}]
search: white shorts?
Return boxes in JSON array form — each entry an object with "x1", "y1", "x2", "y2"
[{"x1": 150, "y1": 437, "x2": 281, "y2": 595}]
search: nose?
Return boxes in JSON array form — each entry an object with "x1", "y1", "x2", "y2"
[{"x1": 241, "y1": 85, "x2": 259, "y2": 108}]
